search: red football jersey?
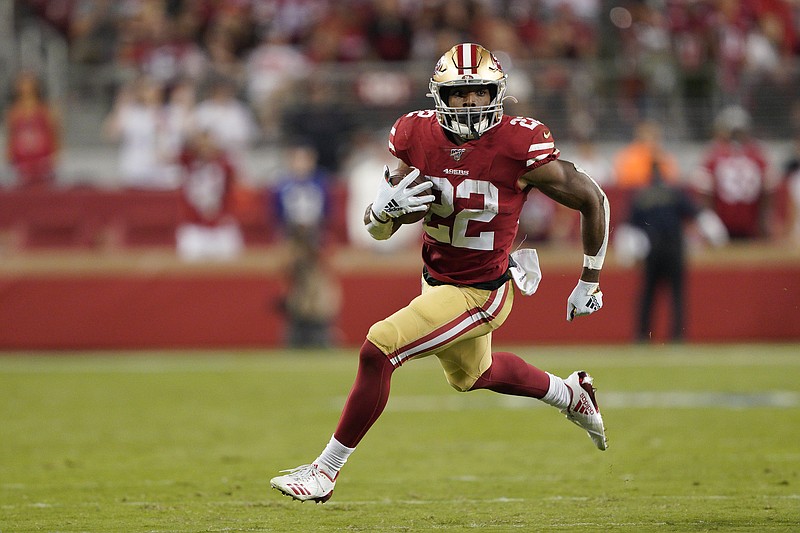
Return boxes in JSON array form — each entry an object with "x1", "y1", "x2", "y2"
[
  {"x1": 7, "y1": 104, "x2": 58, "y2": 185},
  {"x1": 695, "y1": 139, "x2": 770, "y2": 238},
  {"x1": 179, "y1": 149, "x2": 237, "y2": 226},
  {"x1": 389, "y1": 111, "x2": 559, "y2": 285}
]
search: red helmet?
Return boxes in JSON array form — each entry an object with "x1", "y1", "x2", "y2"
[{"x1": 428, "y1": 43, "x2": 508, "y2": 139}]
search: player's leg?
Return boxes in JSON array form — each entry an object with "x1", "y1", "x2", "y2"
[
  {"x1": 437, "y1": 336, "x2": 559, "y2": 405},
  {"x1": 437, "y1": 335, "x2": 608, "y2": 450},
  {"x1": 637, "y1": 254, "x2": 659, "y2": 341},
  {"x1": 271, "y1": 280, "x2": 497, "y2": 502},
  {"x1": 332, "y1": 340, "x2": 395, "y2": 448},
  {"x1": 270, "y1": 339, "x2": 391, "y2": 503},
  {"x1": 426, "y1": 281, "x2": 607, "y2": 450},
  {"x1": 469, "y1": 350, "x2": 551, "y2": 397},
  {"x1": 420, "y1": 280, "x2": 550, "y2": 397},
  {"x1": 668, "y1": 254, "x2": 687, "y2": 342}
]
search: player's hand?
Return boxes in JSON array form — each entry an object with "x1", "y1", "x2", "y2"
[
  {"x1": 371, "y1": 165, "x2": 434, "y2": 222},
  {"x1": 567, "y1": 280, "x2": 603, "y2": 321}
]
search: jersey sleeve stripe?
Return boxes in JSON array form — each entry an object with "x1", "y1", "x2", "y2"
[
  {"x1": 526, "y1": 153, "x2": 552, "y2": 166},
  {"x1": 528, "y1": 142, "x2": 555, "y2": 152},
  {"x1": 526, "y1": 149, "x2": 560, "y2": 168}
]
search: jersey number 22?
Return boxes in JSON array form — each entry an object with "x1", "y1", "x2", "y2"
[{"x1": 424, "y1": 177, "x2": 498, "y2": 251}]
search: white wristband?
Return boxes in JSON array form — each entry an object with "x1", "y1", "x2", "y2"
[{"x1": 583, "y1": 253, "x2": 605, "y2": 270}]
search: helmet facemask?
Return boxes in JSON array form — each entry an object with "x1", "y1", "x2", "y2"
[{"x1": 428, "y1": 43, "x2": 508, "y2": 140}]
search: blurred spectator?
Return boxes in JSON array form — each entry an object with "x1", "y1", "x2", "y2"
[
  {"x1": 783, "y1": 132, "x2": 800, "y2": 244},
  {"x1": 115, "y1": 0, "x2": 202, "y2": 82},
  {"x1": 438, "y1": 0, "x2": 476, "y2": 46},
  {"x1": 743, "y1": 5, "x2": 797, "y2": 136},
  {"x1": 68, "y1": 0, "x2": 119, "y2": 65},
  {"x1": 613, "y1": 120, "x2": 680, "y2": 189},
  {"x1": 245, "y1": 29, "x2": 311, "y2": 141},
  {"x1": 280, "y1": 240, "x2": 342, "y2": 349},
  {"x1": 175, "y1": 130, "x2": 244, "y2": 262},
  {"x1": 161, "y1": 79, "x2": 197, "y2": 187},
  {"x1": 193, "y1": 78, "x2": 260, "y2": 179},
  {"x1": 612, "y1": 3, "x2": 675, "y2": 130},
  {"x1": 135, "y1": 7, "x2": 207, "y2": 86},
  {"x1": 298, "y1": 2, "x2": 345, "y2": 63},
  {"x1": 622, "y1": 165, "x2": 728, "y2": 343},
  {"x1": 4, "y1": 71, "x2": 61, "y2": 188},
  {"x1": 691, "y1": 105, "x2": 776, "y2": 240},
  {"x1": 669, "y1": 1, "x2": 716, "y2": 140},
  {"x1": 536, "y1": 3, "x2": 599, "y2": 60},
  {"x1": 102, "y1": 77, "x2": 171, "y2": 189},
  {"x1": 282, "y1": 78, "x2": 355, "y2": 173},
  {"x1": 366, "y1": 0, "x2": 413, "y2": 61},
  {"x1": 570, "y1": 115, "x2": 614, "y2": 187},
  {"x1": 14, "y1": 0, "x2": 800, "y2": 192},
  {"x1": 408, "y1": 3, "x2": 445, "y2": 60},
  {"x1": 273, "y1": 141, "x2": 331, "y2": 248},
  {"x1": 202, "y1": 26, "x2": 246, "y2": 87},
  {"x1": 710, "y1": 0, "x2": 750, "y2": 103}
]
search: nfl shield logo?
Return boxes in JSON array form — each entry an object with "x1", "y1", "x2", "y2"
[{"x1": 450, "y1": 148, "x2": 466, "y2": 161}]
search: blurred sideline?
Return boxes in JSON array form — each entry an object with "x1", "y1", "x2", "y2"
[{"x1": 0, "y1": 240, "x2": 797, "y2": 350}]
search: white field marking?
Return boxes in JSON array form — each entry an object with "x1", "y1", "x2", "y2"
[
  {"x1": 332, "y1": 390, "x2": 800, "y2": 412},
  {"x1": 3, "y1": 494, "x2": 798, "y2": 511},
  {"x1": 316, "y1": 493, "x2": 800, "y2": 507}
]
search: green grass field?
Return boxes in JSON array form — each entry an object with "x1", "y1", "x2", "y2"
[{"x1": 1, "y1": 344, "x2": 799, "y2": 532}]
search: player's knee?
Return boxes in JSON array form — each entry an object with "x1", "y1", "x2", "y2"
[
  {"x1": 444, "y1": 372, "x2": 477, "y2": 392},
  {"x1": 366, "y1": 319, "x2": 399, "y2": 353},
  {"x1": 359, "y1": 340, "x2": 390, "y2": 370}
]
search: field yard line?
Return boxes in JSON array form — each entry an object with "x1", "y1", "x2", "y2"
[
  {"x1": 346, "y1": 391, "x2": 800, "y2": 412},
  {"x1": 3, "y1": 494, "x2": 798, "y2": 511}
]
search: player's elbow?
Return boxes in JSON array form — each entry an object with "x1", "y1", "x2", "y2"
[{"x1": 582, "y1": 176, "x2": 608, "y2": 216}]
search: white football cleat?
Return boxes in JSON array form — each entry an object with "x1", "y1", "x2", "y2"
[
  {"x1": 270, "y1": 463, "x2": 336, "y2": 503},
  {"x1": 562, "y1": 370, "x2": 608, "y2": 451}
]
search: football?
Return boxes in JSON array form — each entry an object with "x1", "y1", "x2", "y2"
[{"x1": 388, "y1": 168, "x2": 433, "y2": 224}]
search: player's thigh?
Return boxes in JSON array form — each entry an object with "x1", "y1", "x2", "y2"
[
  {"x1": 367, "y1": 280, "x2": 514, "y2": 368},
  {"x1": 435, "y1": 332, "x2": 492, "y2": 392}
]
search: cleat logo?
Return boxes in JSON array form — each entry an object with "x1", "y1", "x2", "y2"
[
  {"x1": 574, "y1": 394, "x2": 595, "y2": 416},
  {"x1": 288, "y1": 483, "x2": 310, "y2": 496}
]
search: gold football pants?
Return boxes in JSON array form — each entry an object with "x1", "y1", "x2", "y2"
[{"x1": 367, "y1": 278, "x2": 515, "y2": 391}]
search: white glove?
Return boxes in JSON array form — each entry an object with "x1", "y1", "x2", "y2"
[
  {"x1": 567, "y1": 280, "x2": 603, "y2": 322},
  {"x1": 371, "y1": 166, "x2": 434, "y2": 222}
]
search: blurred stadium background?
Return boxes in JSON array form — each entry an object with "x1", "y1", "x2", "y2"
[
  {"x1": 2, "y1": 3, "x2": 799, "y2": 531},
  {"x1": 0, "y1": 0, "x2": 799, "y2": 349}
]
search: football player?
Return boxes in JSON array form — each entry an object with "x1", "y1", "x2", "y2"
[
  {"x1": 692, "y1": 105, "x2": 775, "y2": 240},
  {"x1": 271, "y1": 43, "x2": 610, "y2": 503}
]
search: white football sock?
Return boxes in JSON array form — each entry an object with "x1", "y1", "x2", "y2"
[
  {"x1": 540, "y1": 372, "x2": 570, "y2": 410},
  {"x1": 315, "y1": 435, "x2": 355, "y2": 477}
]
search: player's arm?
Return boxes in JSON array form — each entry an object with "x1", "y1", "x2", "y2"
[
  {"x1": 364, "y1": 159, "x2": 433, "y2": 240},
  {"x1": 520, "y1": 159, "x2": 610, "y2": 320}
]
